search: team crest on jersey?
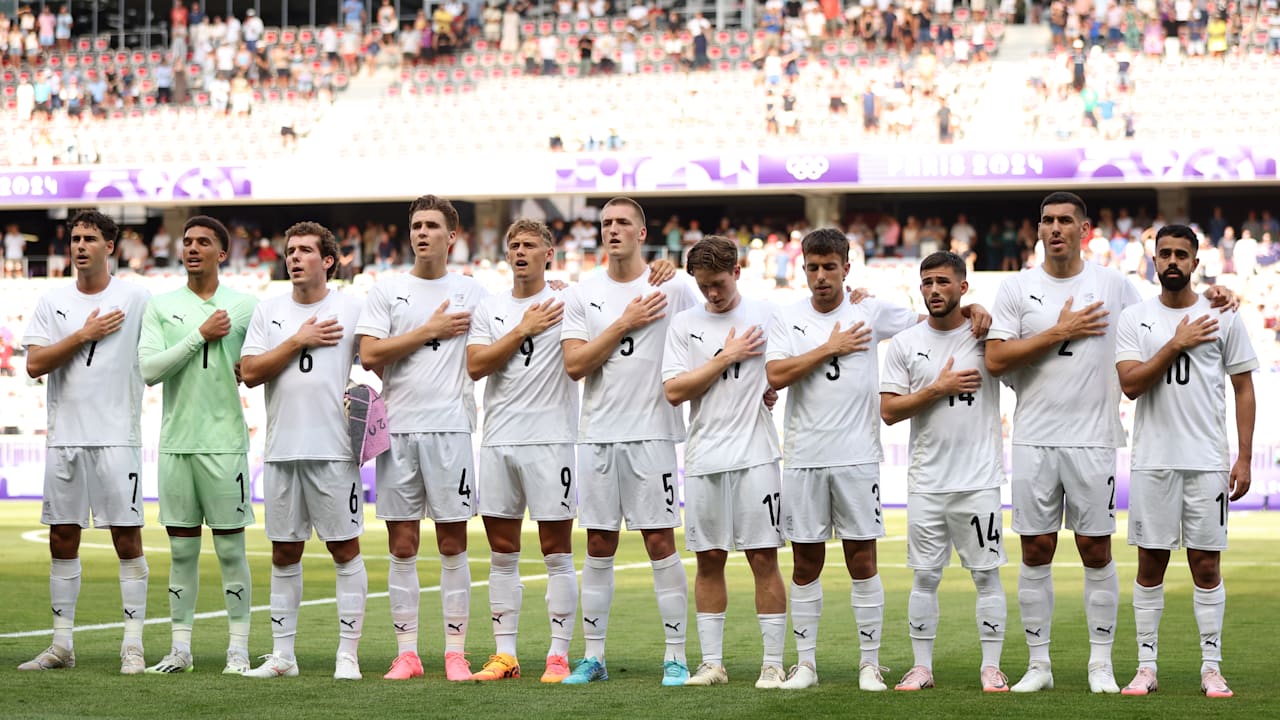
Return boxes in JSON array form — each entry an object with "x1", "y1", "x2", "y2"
[
  {"x1": 452, "y1": 292, "x2": 467, "y2": 306},
  {"x1": 1083, "y1": 293, "x2": 1095, "y2": 302}
]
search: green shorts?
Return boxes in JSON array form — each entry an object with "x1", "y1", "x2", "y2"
[{"x1": 158, "y1": 453, "x2": 254, "y2": 529}]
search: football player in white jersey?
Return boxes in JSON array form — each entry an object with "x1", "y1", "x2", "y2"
[
  {"x1": 1113, "y1": 225, "x2": 1256, "y2": 699},
  {"x1": 465, "y1": 219, "x2": 580, "y2": 684},
  {"x1": 986, "y1": 192, "x2": 1234, "y2": 694},
  {"x1": 662, "y1": 236, "x2": 786, "y2": 689},
  {"x1": 766, "y1": 229, "x2": 989, "y2": 691},
  {"x1": 356, "y1": 195, "x2": 486, "y2": 682},
  {"x1": 880, "y1": 252, "x2": 1009, "y2": 693},
  {"x1": 240, "y1": 222, "x2": 368, "y2": 681},
  {"x1": 560, "y1": 197, "x2": 698, "y2": 686},
  {"x1": 19, "y1": 211, "x2": 151, "y2": 674}
]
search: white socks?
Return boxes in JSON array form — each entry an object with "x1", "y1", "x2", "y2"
[
  {"x1": 440, "y1": 552, "x2": 470, "y2": 653},
  {"x1": 118, "y1": 556, "x2": 148, "y2": 649},
  {"x1": 335, "y1": 555, "x2": 367, "y2": 657},
  {"x1": 973, "y1": 568, "x2": 1006, "y2": 670},
  {"x1": 1193, "y1": 582, "x2": 1225, "y2": 673},
  {"x1": 696, "y1": 611, "x2": 725, "y2": 666},
  {"x1": 489, "y1": 551, "x2": 522, "y2": 657},
  {"x1": 1083, "y1": 561, "x2": 1118, "y2": 666},
  {"x1": 651, "y1": 553, "x2": 688, "y2": 664},
  {"x1": 1133, "y1": 582, "x2": 1164, "y2": 671},
  {"x1": 907, "y1": 568, "x2": 942, "y2": 669},
  {"x1": 544, "y1": 553, "x2": 577, "y2": 658},
  {"x1": 269, "y1": 562, "x2": 303, "y2": 661},
  {"x1": 387, "y1": 554, "x2": 419, "y2": 655},
  {"x1": 851, "y1": 575, "x2": 884, "y2": 666},
  {"x1": 1019, "y1": 563, "x2": 1053, "y2": 664},
  {"x1": 50, "y1": 557, "x2": 81, "y2": 650},
  {"x1": 789, "y1": 579, "x2": 822, "y2": 668},
  {"x1": 580, "y1": 555, "x2": 614, "y2": 660}
]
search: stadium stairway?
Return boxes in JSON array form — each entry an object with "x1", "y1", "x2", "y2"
[
  {"x1": 296, "y1": 67, "x2": 396, "y2": 155},
  {"x1": 961, "y1": 23, "x2": 1051, "y2": 144}
]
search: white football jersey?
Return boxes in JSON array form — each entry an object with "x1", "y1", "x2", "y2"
[
  {"x1": 355, "y1": 272, "x2": 486, "y2": 434},
  {"x1": 988, "y1": 263, "x2": 1140, "y2": 447},
  {"x1": 766, "y1": 296, "x2": 919, "y2": 468},
  {"x1": 469, "y1": 285, "x2": 579, "y2": 446},
  {"x1": 662, "y1": 297, "x2": 781, "y2": 475},
  {"x1": 881, "y1": 320, "x2": 1004, "y2": 493},
  {"x1": 242, "y1": 289, "x2": 363, "y2": 461},
  {"x1": 1116, "y1": 296, "x2": 1258, "y2": 471},
  {"x1": 22, "y1": 277, "x2": 150, "y2": 447},
  {"x1": 561, "y1": 272, "x2": 697, "y2": 443}
]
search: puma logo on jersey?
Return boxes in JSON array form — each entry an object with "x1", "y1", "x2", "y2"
[
  {"x1": 394, "y1": 295, "x2": 411, "y2": 305},
  {"x1": 1029, "y1": 294, "x2": 1045, "y2": 305},
  {"x1": 171, "y1": 314, "x2": 185, "y2": 323},
  {"x1": 494, "y1": 316, "x2": 506, "y2": 325},
  {"x1": 55, "y1": 309, "x2": 67, "y2": 319},
  {"x1": 983, "y1": 621, "x2": 1000, "y2": 632},
  {"x1": 792, "y1": 325, "x2": 807, "y2": 335},
  {"x1": 589, "y1": 301, "x2": 605, "y2": 311},
  {"x1": 917, "y1": 350, "x2": 931, "y2": 360},
  {"x1": 270, "y1": 320, "x2": 283, "y2": 328},
  {"x1": 665, "y1": 622, "x2": 681, "y2": 632},
  {"x1": 1140, "y1": 322, "x2": 1154, "y2": 332},
  {"x1": 225, "y1": 588, "x2": 244, "y2": 600},
  {"x1": 447, "y1": 623, "x2": 464, "y2": 632},
  {"x1": 584, "y1": 617, "x2": 600, "y2": 627},
  {"x1": 689, "y1": 332, "x2": 704, "y2": 342}
]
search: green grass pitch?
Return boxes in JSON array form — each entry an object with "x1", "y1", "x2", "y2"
[{"x1": 1, "y1": 502, "x2": 1277, "y2": 719}]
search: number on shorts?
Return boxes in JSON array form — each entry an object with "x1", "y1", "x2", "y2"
[
  {"x1": 1165, "y1": 352, "x2": 1191, "y2": 386},
  {"x1": 519, "y1": 337, "x2": 534, "y2": 367},
  {"x1": 560, "y1": 466, "x2": 572, "y2": 499},
  {"x1": 619, "y1": 336, "x2": 635, "y2": 356},
  {"x1": 1107, "y1": 475, "x2": 1116, "y2": 511},
  {"x1": 348, "y1": 482, "x2": 359, "y2": 514},
  {"x1": 871, "y1": 482, "x2": 881, "y2": 523},
  {"x1": 713, "y1": 348, "x2": 741, "y2": 380},
  {"x1": 299, "y1": 347, "x2": 313, "y2": 373},
  {"x1": 85, "y1": 341, "x2": 98, "y2": 367},
  {"x1": 202, "y1": 342, "x2": 210, "y2": 369},
  {"x1": 662, "y1": 472, "x2": 675, "y2": 508},
  {"x1": 762, "y1": 492, "x2": 781, "y2": 529},
  {"x1": 825, "y1": 356, "x2": 840, "y2": 381},
  {"x1": 1215, "y1": 491, "x2": 1227, "y2": 527},
  {"x1": 129, "y1": 472, "x2": 139, "y2": 504},
  {"x1": 457, "y1": 468, "x2": 471, "y2": 499},
  {"x1": 1057, "y1": 340, "x2": 1073, "y2": 357},
  {"x1": 235, "y1": 472, "x2": 245, "y2": 504},
  {"x1": 948, "y1": 392, "x2": 976, "y2": 407},
  {"x1": 969, "y1": 512, "x2": 1000, "y2": 548}
]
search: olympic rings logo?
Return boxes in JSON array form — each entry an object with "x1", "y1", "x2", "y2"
[{"x1": 784, "y1": 155, "x2": 831, "y2": 181}]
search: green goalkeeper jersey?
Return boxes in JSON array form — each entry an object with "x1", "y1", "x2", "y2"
[{"x1": 139, "y1": 284, "x2": 257, "y2": 453}]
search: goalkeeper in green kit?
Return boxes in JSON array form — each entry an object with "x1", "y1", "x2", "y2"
[{"x1": 138, "y1": 216, "x2": 259, "y2": 675}]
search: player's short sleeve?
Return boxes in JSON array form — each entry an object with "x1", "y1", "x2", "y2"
[
  {"x1": 879, "y1": 335, "x2": 912, "y2": 396},
  {"x1": 660, "y1": 313, "x2": 690, "y2": 383},
  {"x1": 1114, "y1": 305, "x2": 1143, "y2": 364},
  {"x1": 560, "y1": 285, "x2": 589, "y2": 342},
  {"x1": 764, "y1": 307, "x2": 794, "y2": 363},
  {"x1": 1120, "y1": 275, "x2": 1142, "y2": 309},
  {"x1": 987, "y1": 275, "x2": 1022, "y2": 342},
  {"x1": 1222, "y1": 310, "x2": 1259, "y2": 376},
  {"x1": 870, "y1": 298, "x2": 920, "y2": 340},
  {"x1": 241, "y1": 302, "x2": 270, "y2": 357},
  {"x1": 467, "y1": 297, "x2": 495, "y2": 347},
  {"x1": 355, "y1": 282, "x2": 392, "y2": 339},
  {"x1": 22, "y1": 295, "x2": 53, "y2": 347}
]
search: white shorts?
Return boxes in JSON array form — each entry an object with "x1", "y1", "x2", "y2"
[
  {"x1": 376, "y1": 432, "x2": 476, "y2": 523},
  {"x1": 1128, "y1": 469, "x2": 1230, "y2": 551},
  {"x1": 263, "y1": 460, "x2": 363, "y2": 543},
  {"x1": 578, "y1": 440, "x2": 680, "y2": 531},
  {"x1": 1011, "y1": 445, "x2": 1117, "y2": 537},
  {"x1": 478, "y1": 443, "x2": 577, "y2": 522},
  {"x1": 684, "y1": 462, "x2": 784, "y2": 552},
  {"x1": 907, "y1": 488, "x2": 1007, "y2": 571},
  {"x1": 782, "y1": 463, "x2": 884, "y2": 542},
  {"x1": 41, "y1": 446, "x2": 144, "y2": 528}
]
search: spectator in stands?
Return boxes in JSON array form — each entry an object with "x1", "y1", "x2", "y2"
[
  {"x1": 54, "y1": 5, "x2": 72, "y2": 50},
  {"x1": 483, "y1": 2, "x2": 502, "y2": 43},
  {"x1": 150, "y1": 226, "x2": 173, "y2": 269},
  {"x1": 36, "y1": 5, "x2": 54, "y2": 51},
  {"x1": 4, "y1": 224, "x2": 29, "y2": 278},
  {"x1": 155, "y1": 60, "x2": 174, "y2": 103},
  {"x1": 378, "y1": 0, "x2": 399, "y2": 39},
  {"x1": 171, "y1": 1, "x2": 189, "y2": 38},
  {"x1": 46, "y1": 224, "x2": 68, "y2": 278},
  {"x1": 539, "y1": 31, "x2": 558, "y2": 74},
  {"x1": 243, "y1": 9, "x2": 263, "y2": 51},
  {"x1": 578, "y1": 32, "x2": 595, "y2": 75},
  {"x1": 501, "y1": 3, "x2": 521, "y2": 52},
  {"x1": 344, "y1": 0, "x2": 365, "y2": 33}
]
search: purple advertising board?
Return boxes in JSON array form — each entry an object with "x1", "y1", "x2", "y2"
[{"x1": 0, "y1": 166, "x2": 253, "y2": 204}]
